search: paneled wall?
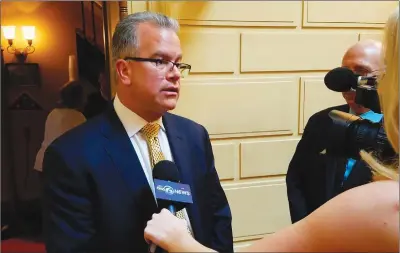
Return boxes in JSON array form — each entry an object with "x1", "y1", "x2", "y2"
[{"x1": 127, "y1": 0, "x2": 397, "y2": 247}]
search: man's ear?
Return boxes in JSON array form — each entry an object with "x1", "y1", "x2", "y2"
[{"x1": 115, "y1": 59, "x2": 131, "y2": 86}]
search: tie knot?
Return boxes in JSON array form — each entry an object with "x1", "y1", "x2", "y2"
[{"x1": 140, "y1": 122, "x2": 161, "y2": 139}]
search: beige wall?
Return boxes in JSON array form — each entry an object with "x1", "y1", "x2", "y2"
[{"x1": 127, "y1": 0, "x2": 397, "y2": 247}]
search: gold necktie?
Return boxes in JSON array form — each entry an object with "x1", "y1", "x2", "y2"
[
  {"x1": 140, "y1": 122, "x2": 165, "y2": 168},
  {"x1": 140, "y1": 123, "x2": 192, "y2": 236}
]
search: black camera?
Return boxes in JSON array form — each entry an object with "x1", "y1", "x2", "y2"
[
  {"x1": 327, "y1": 110, "x2": 395, "y2": 161},
  {"x1": 323, "y1": 67, "x2": 395, "y2": 160},
  {"x1": 324, "y1": 67, "x2": 381, "y2": 113}
]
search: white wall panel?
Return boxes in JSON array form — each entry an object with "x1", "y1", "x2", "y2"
[
  {"x1": 359, "y1": 32, "x2": 383, "y2": 42},
  {"x1": 172, "y1": 77, "x2": 298, "y2": 136},
  {"x1": 299, "y1": 76, "x2": 345, "y2": 133},
  {"x1": 303, "y1": 1, "x2": 398, "y2": 28},
  {"x1": 212, "y1": 142, "x2": 236, "y2": 180},
  {"x1": 240, "y1": 139, "x2": 299, "y2": 178},
  {"x1": 180, "y1": 30, "x2": 238, "y2": 73},
  {"x1": 241, "y1": 32, "x2": 358, "y2": 72},
  {"x1": 163, "y1": 1, "x2": 301, "y2": 27},
  {"x1": 224, "y1": 180, "x2": 291, "y2": 238}
]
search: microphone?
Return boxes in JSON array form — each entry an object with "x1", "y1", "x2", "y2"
[
  {"x1": 148, "y1": 160, "x2": 193, "y2": 253},
  {"x1": 324, "y1": 67, "x2": 378, "y2": 92},
  {"x1": 153, "y1": 160, "x2": 193, "y2": 214}
]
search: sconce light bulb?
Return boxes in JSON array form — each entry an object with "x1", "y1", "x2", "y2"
[
  {"x1": 22, "y1": 26, "x2": 35, "y2": 40},
  {"x1": 2, "y1": 26, "x2": 16, "y2": 40}
]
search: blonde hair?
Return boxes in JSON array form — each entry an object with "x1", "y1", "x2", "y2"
[{"x1": 361, "y1": 7, "x2": 399, "y2": 181}]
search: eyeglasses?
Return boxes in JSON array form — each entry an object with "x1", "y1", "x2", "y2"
[{"x1": 124, "y1": 57, "x2": 191, "y2": 77}]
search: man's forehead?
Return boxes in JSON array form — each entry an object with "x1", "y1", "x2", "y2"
[
  {"x1": 342, "y1": 50, "x2": 375, "y2": 72},
  {"x1": 341, "y1": 42, "x2": 381, "y2": 71},
  {"x1": 342, "y1": 57, "x2": 371, "y2": 69},
  {"x1": 136, "y1": 23, "x2": 181, "y2": 55},
  {"x1": 136, "y1": 22, "x2": 179, "y2": 41}
]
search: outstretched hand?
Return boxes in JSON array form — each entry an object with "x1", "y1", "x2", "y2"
[{"x1": 144, "y1": 208, "x2": 192, "y2": 252}]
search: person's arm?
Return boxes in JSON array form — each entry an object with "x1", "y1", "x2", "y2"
[
  {"x1": 42, "y1": 144, "x2": 96, "y2": 253},
  {"x1": 145, "y1": 209, "x2": 216, "y2": 253},
  {"x1": 202, "y1": 126, "x2": 234, "y2": 253},
  {"x1": 244, "y1": 180, "x2": 399, "y2": 252},
  {"x1": 145, "y1": 181, "x2": 399, "y2": 253}
]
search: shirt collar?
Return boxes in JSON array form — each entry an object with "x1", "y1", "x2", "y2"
[{"x1": 113, "y1": 94, "x2": 165, "y2": 138}]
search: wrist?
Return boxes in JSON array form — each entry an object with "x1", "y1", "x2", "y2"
[
  {"x1": 174, "y1": 234, "x2": 215, "y2": 253},
  {"x1": 170, "y1": 232, "x2": 195, "y2": 252}
]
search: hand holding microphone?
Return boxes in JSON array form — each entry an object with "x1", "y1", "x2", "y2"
[
  {"x1": 145, "y1": 209, "x2": 193, "y2": 253},
  {"x1": 147, "y1": 160, "x2": 193, "y2": 253}
]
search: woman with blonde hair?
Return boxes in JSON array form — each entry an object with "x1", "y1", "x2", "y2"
[{"x1": 143, "y1": 7, "x2": 399, "y2": 253}]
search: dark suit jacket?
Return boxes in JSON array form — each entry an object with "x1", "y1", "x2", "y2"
[
  {"x1": 286, "y1": 104, "x2": 372, "y2": 223},
  {"x1": 42, "y1": 106, "x2": 233, "y2": 253}
]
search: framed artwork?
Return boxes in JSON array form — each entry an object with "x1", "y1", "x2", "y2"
[{"x1": 4, "y1": 63, "x2": 41, "y2": 87}]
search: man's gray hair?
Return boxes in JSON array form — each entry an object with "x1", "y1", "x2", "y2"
[{"x1": 111, "y1": 11, "x2": 180, "y2": 63}]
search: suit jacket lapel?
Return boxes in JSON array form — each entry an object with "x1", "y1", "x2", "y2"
[
  {"x1": 101, "y1": 107, "x2": 158, "y2": 218},
  {"x1": 162, "y1": 113, "x2": 204, "y2": 241}
]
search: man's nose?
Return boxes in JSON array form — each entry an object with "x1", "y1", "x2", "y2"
[{"x1": 166, "y1": 64, "x2": 181, "y2": 80}]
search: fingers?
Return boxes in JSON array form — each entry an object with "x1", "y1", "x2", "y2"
[
  {"x1": 144, "y1": 224, "x2": 155, "y2": 244},
  {"x1": 144, "y1": 209, "x2": 170, "y2": 244},
  {"x1": 144, "y1": 208, "x2": 186, "y2": 250},
  {"x1": 144, "y1": 219, "x2": 161, "y2": 246},
  {"x1": 159, "y1": 208, "x2": 173, "y2": 218},
  {"x1": 144, "y1": 220, "x2": 152, "y2": 244},
  {"x1": 151, "y1": 208, "x2": 171, "y2": 219}
]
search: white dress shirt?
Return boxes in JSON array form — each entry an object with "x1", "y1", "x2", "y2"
[{"x1": 113, "y1": 95, "x2": 193, "y2": 233}]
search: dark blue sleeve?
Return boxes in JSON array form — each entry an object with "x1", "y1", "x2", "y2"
[
  {"x1": 202, "y1": 126, "x2": 234, "y2": 253},
  {"x1": 42, "y1": 145, "x2": 96, "y2": 253}
]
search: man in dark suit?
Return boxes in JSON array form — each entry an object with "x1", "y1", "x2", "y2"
[
  {"x1": 42, "y1": 12, "x2": 233, "y2": 253},
  {"x1": 286, "y1": 40, "x2": 383, "y2": 223}
]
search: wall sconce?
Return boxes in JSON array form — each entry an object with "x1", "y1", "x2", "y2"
[{"x1": 2, "y1": 26, "x2": 36, "y2": 62}]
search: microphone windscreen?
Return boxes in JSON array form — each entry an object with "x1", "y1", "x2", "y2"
[
  {"x1": 153, "y1": 160, "x2": 181, "y2": 183},
  {"x1": 324, "y1": 67, "x2": 357, "y2": 92}
]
